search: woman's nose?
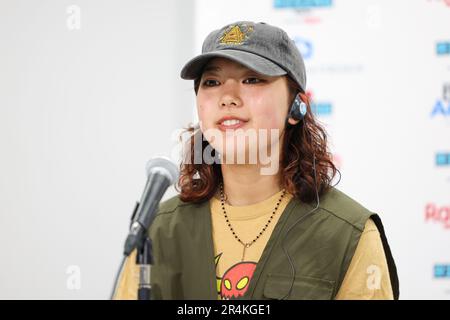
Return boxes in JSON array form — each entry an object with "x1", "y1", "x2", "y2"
[{"x1": 219, "y1": 80, "x2": 242, "y2": 107}]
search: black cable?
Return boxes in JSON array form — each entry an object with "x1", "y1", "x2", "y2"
[
  {"x1": 279, "y1": 155, "x2": 342, "y2": 299},
  {"x1": 332, "y1": 167, "x2": 342, "y2": 188},
  {"x1": 279, "y1": 96, "x2": 342, "y2": 299},
  {"x1": 280, "y1": 153, "x2": 320, "y2": 300}
]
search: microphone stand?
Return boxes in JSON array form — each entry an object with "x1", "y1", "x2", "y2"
[
  {"x1": 128, "y1": 201, "x2": 154, "y2": 300},
  {"x1": 136, "y1": 237, "x2": 153, "y2": 300}
]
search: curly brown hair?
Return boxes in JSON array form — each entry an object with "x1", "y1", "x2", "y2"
[{"x1": 174, "y1": 73, "x2": 339, "y2": 204}]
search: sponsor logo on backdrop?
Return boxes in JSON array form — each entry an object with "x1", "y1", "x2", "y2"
[
  {"x1": 425, "y1": 203, "x2": 450, "y2": 229},
  {"x1": 293, "y1": 37, "x2": 313, "y2": 59},
  {"x1": 312, "y1": 101, "x2": 332, "y2": 116},
  {"x1": 273, "y1": 0, "x2": 333, "y2": 25},
  {"x1": 436, "y1": 153, "x2": 450, "y2": 166},
  {"x1": 437, "y1": 42, "x2": 450, "y2": 55},
  {"x1": 332, "y1": 153, "x2": 342, "y2": 169},
  {"x1": 307, "y1": 63, "x2": 364, "y2": 75},
  {"x1": 434, "y1": 264, "x2": 450, "y2": 278},
  {"x1": 274, "y1": 0, "x2": 333, "y2": 9},
  {"x1": 427, "y1": 0, "x2": 450, "y2": 8},
  {"x1": 306, "y1": 90, "x2": 333, "y2": 116},
  {"x1": 431, "y1": 84, "x2": 450, "y2": 118}
]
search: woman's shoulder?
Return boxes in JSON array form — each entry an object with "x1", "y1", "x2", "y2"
[
  {"x1": 156, "y1": 193, "x2": 186, "y2": 215},
  {"x1": 317, "y1": 187, "x2": 376, "y2": 232},
  {"x1": 156, "y1": 193, "x2": 206, "y2": 215},
  {"x1": 149, "y1": 193, "x2": 208, "y2": 233}
]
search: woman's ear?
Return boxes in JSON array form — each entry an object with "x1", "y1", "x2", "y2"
[{"x1": 287, "y1": 118, "x2": 300, "y2": 125}]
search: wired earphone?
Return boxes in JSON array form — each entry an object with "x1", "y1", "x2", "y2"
[{"x1": 279, "y1": 92, "x2": 341, "y2": 300}]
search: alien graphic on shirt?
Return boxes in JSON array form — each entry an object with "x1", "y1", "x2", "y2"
[{"x1": 215, "y1": 253, "x2": 257, "y2": 300}]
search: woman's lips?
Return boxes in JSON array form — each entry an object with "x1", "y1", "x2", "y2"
[{"x1": 217, "y1": 120, "x2": 248, "y2": 132}]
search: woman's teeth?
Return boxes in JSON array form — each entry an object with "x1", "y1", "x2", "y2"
[{"x1": 221, "y1": 119, "x2": 242, "y2": 126}]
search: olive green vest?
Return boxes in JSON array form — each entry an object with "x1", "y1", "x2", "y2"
[{"x1": 148, "y1": 187, "x2": 399, "y2": 300}]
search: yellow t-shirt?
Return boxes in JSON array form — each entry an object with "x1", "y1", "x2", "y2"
[
  {"x1": 210, "y1": 189, "x2": 293, "y2": 300},
  {"x1": 114, "y1": 190, "x2": 393, "y2": 300}
]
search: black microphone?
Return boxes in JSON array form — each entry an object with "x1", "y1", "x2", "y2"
[{"x1": 123, "y1": 156, "x2": 179, "y2": 256}]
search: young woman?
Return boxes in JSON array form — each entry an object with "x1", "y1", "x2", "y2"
[{"x1": 114, "y1": 21, "x2": 399, "y2": 300}]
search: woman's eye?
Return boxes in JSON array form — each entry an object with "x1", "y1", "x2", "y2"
[
  {"x1": 244, "y1": 77, "x2": 263, "y2": 84},
  {"x1": 202, "y1": 77, "x2": 264, "y2": 87},
  {"x1": 202, "y1": 79, "x2": 219, "y2": 86}
]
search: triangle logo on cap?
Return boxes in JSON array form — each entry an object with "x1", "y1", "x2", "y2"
[{"x1": 219, "y1": 24, "x2": 253, "y2": 45}]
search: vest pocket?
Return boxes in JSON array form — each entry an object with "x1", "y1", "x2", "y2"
[{"x1": 263, "y1": 273, "x2": 335, "y2": 300}]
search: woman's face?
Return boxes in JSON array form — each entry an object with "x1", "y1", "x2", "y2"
[{"x1": 196, "y1": 57, "x2": 291, "y2": 164}]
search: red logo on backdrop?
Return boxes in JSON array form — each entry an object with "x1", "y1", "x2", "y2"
[
  {"x1": 425, "y1": 203, "x2": 450, "y2": 229},
  {"x1": 332, "y1": 154, "x2": 342, "y2": 169},
  {"x1": 427, "y1": 0, "x2": 450, "y2": 7}
]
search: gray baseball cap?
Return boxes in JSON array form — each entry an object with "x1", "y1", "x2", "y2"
[{"x1": 180, "y1": 21, "x2": 306, "y2": 92}]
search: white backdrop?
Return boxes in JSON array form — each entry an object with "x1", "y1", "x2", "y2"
[
  {"x1": 192, "y1": 0, "x2": 450, "y2": 299},
  {"x1": 0, "y1": 0, "x2": 449, "y2": 299},
  {"x1": 0, "y1": 0, "x2": 195, "y2": 299}
]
